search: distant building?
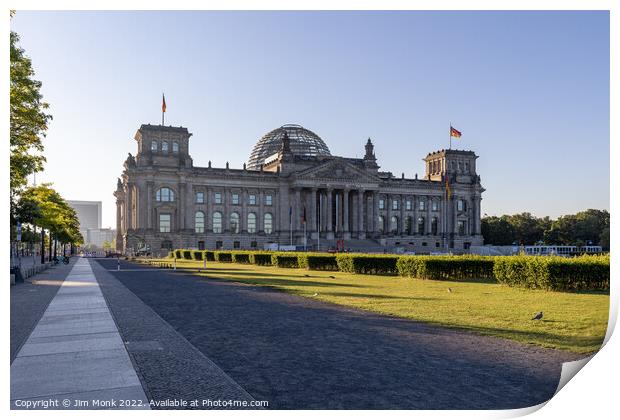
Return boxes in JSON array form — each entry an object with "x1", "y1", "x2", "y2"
[
  {"x1": 115, "y1": 123, "x2": 484, "y2": 255},
  {"x1": 67, "y1": 200, "x2": 115, "y2": 248}
]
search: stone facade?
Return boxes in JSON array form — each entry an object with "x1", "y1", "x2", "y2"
[{"x1": 115, "y1": 124, "x2": 484, "y2": 256}]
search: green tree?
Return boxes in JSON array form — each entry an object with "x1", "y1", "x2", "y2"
[
  {"x1": 481, "y1": 216, "x2": 515, "y2": 245},
  {"x1": 506, "y1": 212, "x2": 548, "y2": 245},
  {"x1": 10, "y1": 26, "x2": 52, "y2": 218},
  {"x1": 19, "y1": 184, "x2": 83, "y2": 260}
]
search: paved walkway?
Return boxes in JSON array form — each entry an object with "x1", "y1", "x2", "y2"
[{"x1": 10, "y1": 258, "x2": 149, "y2": 410}]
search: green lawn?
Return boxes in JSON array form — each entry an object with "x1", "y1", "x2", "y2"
[{"x1": 142, "y1": 258, "x2": 609, "y2": 354}]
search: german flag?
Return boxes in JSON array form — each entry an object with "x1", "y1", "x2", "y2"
[
  {"x1": 162, "y1": 93, "x2": 167, "y2": 113},
  {"x1": 450, "y1": 126, "x2": 462, "y2": 138}
]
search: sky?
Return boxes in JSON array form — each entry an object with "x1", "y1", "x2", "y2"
[{"x1": 11, "y1": 10, "x2": 609, "y2": 229}]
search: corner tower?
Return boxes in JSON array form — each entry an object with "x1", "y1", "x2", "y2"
[
  {"x1": 134, "y1": 124, "x2": 193, "y2": 168},
  {"x1": 424, "y1": 149, "x2": 478, "y2": 183}
]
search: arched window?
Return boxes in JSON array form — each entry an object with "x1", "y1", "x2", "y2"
[
  {"x1": 230, "y1": 212, "x2": 240, "y2": 234},
  {"x1": 212, "y1": 212, "x2": 222, "y2": 233},
  {"x1": 162, "y1": 141, "x2": 168, "y2": 153},
  {"x1": 173, "y1": 142, "x2": 179, "y2": 153},
  {"x1": 156, "y1": 187, "x2": 175, "y2": 202},
  {"x1": 378, "y1": 215, "x2": 384, "y2": 233},
  {"x1": 390, "y1": 216, "x2": 398, "y2": 233},
  {"x1": 247, "y1": 213, "x2": 257, "y2": 234},
  {"x1": 431, "y1": 217, "x2": 438, "y2": 235},
  {"x1": 405, "y1": 216, "x2": 412, "y2": 235},
  {"x1": 264, "y1": 213, "x2": 273, "y2": 234},
  {"x1": 151, "y1": 141, "x2": 158, "y2": 151},
  {"x1": 195, "y1": 211, "x2": 205, "y2": 233},
  {"x1": 418, "y1": 217, "x2": 425, "y2": 235}
]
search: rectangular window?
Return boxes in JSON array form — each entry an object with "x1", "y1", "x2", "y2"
[
  {"x1": 379, "y1": 199, "x2": 385, "y2": 210},
  {"x1": 233, "y1": 241, "x2": 240, "y2": 249},
  {"x1": 265, "y1": 194, "x2": 273, "y2": 206},
  {"x1": 214, "y1": 192, "x2": 222, "y2": 204},
  {"x1": 159, "y1": 214, "x2": 171, "y2": 233},
  {"x1": 406, "y1": 200, "x2": 412, "y2": 211},
  {"x1": 232, "y1": 193, "x2": 240, "y2": 205},
  {"x1": 198, "y1": 241, "x2": 205, "y2": 250},
  {"x1": 195, "y1": 192, "x2": 204, "y2": 204},
  {"x1": 250, "y1": 241, "x2": 257, "y2": 248},
  {"x1": 458, "y1": 220, "x2": 466, "y2": 235},
  {"x1": 249, "y1": 194, "x2": 257, "y2": 205},
  {"x1": 457, "y1": 200, "x2": 464, "y2": 212},
  {"x1": 419, "y1": 200, "x2": 426, "y2": 211},
  {"x1": 432, "y1": 201, "x2": 438, "y2": 211},
  {"x1": 215, "y1": 240, "x2": 223, "y2": 250},
  {"x1": 392, "y1": 199, "x2": 399, "y2": 210}
]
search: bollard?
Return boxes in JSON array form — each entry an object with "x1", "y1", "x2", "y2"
[{"x1": 117, "y1": 256, "x2": 120, "y2": 271}]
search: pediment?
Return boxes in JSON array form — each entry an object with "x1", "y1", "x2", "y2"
[{"x1": 294, "y1": 158, "x2": 380, "y2": 182}]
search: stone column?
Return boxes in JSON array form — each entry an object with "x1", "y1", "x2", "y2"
[
  {"x1": 399, "y1": 194, "x2": 405, "y2": 235},
  {"x1": 326, "y1": 188, "x2": 334, "y2": 239},
  {"x1": 310, "y1": 188, "x2": 317, "y2": 239},
  {"x1": 386, "y1": 194, "x2": 392, "y2": 234},
  {"x1": 146, "y1": 182, "x2": 153, "y2": 229},
  {"x1": 239, "y1": 188, "x2": 248, "y2": 233},
  {"x1": 206, "y1": 187, "x2": 212, "y2": 232},
  {"x1": 126, "y1": 183, "x2": 133, "y2": 230},
  {"x1": 372, "y1": 191, "x2": 379, "y2": 234},
  {"x1": 453, "y1": 196, "x2": 458, "y2": 235},
  {"x1": 177, "y1": 183, "x2": 185, "y2": 231},
  {"x1": 358, "y1": 189, "x2": 365, "y2": 239},
  {"x1": 413, "y1": 195, "x2": 419, "y2": 235},
  {"x1": 475, "y1": 196, "x2": 482, "y2": 235},
  {"x1": 343, "y1": 189, "x2": 350, "y2": 238},
  {"x1": 258, "y1": 190, "x2": 264, "y2": 233},
  {"x1": 295, "y1": 188, "x2": 301, "y2": 232},
  {"x1": 426, "y1": 196, "x2": 432, "y2": 235}
]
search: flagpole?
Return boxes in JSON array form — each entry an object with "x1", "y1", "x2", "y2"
[
  {"x1": 449, "y1": 121, "x2": 452, "y2": 150},
  {"x1": 318, "y1": 193, "x2": 321, "y2": 252}
]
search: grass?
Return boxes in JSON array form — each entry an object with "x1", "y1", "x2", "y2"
[{"x1": 140, "y1": 258, "x2": 609, "y2": 354}]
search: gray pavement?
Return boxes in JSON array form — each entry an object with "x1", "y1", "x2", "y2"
[
  {"x1": 10, "y1": 258, "x2": 149, "y2": 410},
  {"x1": 94, "y1": 258, "x2": 584, "y2": 410},
  {"x1": 11, "y1": 258, "x2": 75, "y2": 362}
]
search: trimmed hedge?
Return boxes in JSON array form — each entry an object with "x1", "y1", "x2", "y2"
[
  {"x1": 232, "y1": 252, "x2": 251, "y2": 264},
  {"x1": 494, "y1": 255, "x2": 610, "y2": 291},
  {"x1": 250, "y1": 252, "x2": 273, "y2": 266},
  {"x1": 175, "y1": 249, "x2": 183, "y2": 259},
  {"x1": 336, "y1": 254, "x2": 399, "y2": 275},
  {"x1": 271, "y1": 253, "x2": 300, "y2": 268},
  {"x1": 397, "y1": 256, "x2": 495, "y2": 281},
  {"x1": 298, "y1": 254, "x2": 339, "y2": 271},
  {"x1": 204, "y1": 251, "x2": 215, "y2": 261},
  {"x1": 192, "y1": 250, "x2": 204, "y2": 260},
  {"x1": 167, "y1": 251, "x2": 175, "y2": 259},
  {"x1": 214, "y1": 251, "x2": 233, "y2": 263}
]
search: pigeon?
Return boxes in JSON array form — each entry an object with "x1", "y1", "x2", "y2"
[
  {"x1": 304, "y1": 274, "x2": 310, "y2": 277},
  {"x1": 311, "y1": 293, "x2": 318, "y2": 297},
  {"x1": 532, "y1": 311, "x2": 543, "y2": 320},
  {"x1": 447, "y1": 287, "x2": 452, "y2": 293},
  {"x1": 329, "y1": 275, "x2": 336, "y2": 279}
]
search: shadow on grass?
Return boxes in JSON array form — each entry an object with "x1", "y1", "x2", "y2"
[
  {"x1": 318, "y1": 291, "x2": 437, "y2": 301},
  {"x1": 193, "y1": 273, "x2": 363, "y2": 289}
]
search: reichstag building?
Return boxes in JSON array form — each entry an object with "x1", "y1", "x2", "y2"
[{"x1": 115, "y1": 123, "x2": 484, "y2": 255}]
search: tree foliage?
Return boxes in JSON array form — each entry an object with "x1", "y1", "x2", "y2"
[
  {"x1": 19, "y1": 184, "x2": 83, "y2": 245},
  {"x1": 10, "y1": 28, "x2": 52, "y2": 215},
  {"x1": 482, "y1": 209, "x2": 610, "y2": 249}
]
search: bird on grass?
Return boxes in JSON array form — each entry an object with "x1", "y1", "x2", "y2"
[
  {"x1": 447, "y1": 287, "x2": 452, "y2": 293},
  {"x1": 311, "y1": 293, "x2": 318, "y2": 297},
  {"x1": 329, "y1": 275, "x2": 335, "y2": 279},
  {"x1": 304, "y1": 274, "x2": 310, "y2": 277},
  {"x1": 532, "y1": 311, "x2": 544, "y2": 320}
]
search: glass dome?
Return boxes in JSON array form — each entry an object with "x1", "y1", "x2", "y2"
[{"x1": 247, "y1": 124, "x2": 331, "y2": 169}]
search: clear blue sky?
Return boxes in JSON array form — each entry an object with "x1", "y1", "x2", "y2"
[{"x1": 11, "y1": 11, "x2": 609, "y2": 229}]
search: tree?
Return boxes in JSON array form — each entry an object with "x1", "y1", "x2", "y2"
[
  {"x1": 10, "y1": 26, "x2": 52, "y2": 219},
  {"x1": 19, "y1": 184, "x2": 83, "y2": 261},
  {"x1": 506, "y1": 213, "x2": 548, "y2": 245},
  {"x1": 481, "y1": 216, "x2": 515, "y2": 245}
]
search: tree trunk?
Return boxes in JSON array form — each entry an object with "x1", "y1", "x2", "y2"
[
  {"x1": 41, "y1": 229, "x2": 45, "y2": 264},
  {"x1": 53, "y1": 238, "x2": 57, "y2": 259},
  {"x1": 48, "y1": 233, "x2": 52, "y2": 262}
]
